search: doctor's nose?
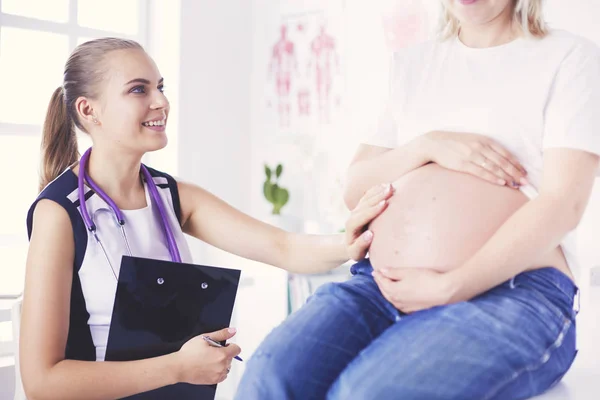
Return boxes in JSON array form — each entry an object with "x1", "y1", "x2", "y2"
[{"x1": 151, "y1": 91, "x2": 170, "y2": 110}]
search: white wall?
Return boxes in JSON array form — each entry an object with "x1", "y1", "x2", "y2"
[
  {"x1": 0, "y1": 361, "x2": 14, "y2": 400},
  {"x1": 178, "y1": 0, "x2": 252, "y2": 219}
]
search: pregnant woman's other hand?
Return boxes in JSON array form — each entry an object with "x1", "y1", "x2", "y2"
[
  {"x1": 373, "y1": 268, "x2": 457, "y2": 313},
  {"x1": 422, "y1": 131, "x2": 528, "y2": 189},
  {"x1": 345, "y1": 183, "x2": 394, "y2": 261}
]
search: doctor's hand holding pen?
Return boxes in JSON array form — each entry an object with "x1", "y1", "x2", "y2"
[{"x1": 173, "y1": 327, "x2": 241, "y2": 385}]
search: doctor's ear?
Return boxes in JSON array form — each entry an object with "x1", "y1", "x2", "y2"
[{"x1": 75, "y1": 97, "x2": 100, "y2": 127}]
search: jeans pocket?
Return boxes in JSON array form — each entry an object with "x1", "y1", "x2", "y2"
[{"x1": 515, "y1": 282, "x2": 573, "y2": 322}]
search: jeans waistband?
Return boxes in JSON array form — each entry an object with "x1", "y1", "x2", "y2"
[
  {"x1": 352, "y1": 260, "x2": 578, "y2": 304},
  {"x1": 512, "y1": 267, "x2": 578, "y2": 300}
]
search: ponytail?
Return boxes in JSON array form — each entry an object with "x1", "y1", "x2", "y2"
[{"x1": 39, "y1": 86, "x2": 78, "y2": 192}]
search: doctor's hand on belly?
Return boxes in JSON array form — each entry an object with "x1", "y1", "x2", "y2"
[{"x1": 344, "y1": 182, "x2": 395, "y2": 261}]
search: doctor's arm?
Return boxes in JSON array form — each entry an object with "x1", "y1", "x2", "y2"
[
  {"x1": 20, "y1": 200, "x2": 237, "y2": 400},
  {"x1": 178, "y1": 181, "x2": 393, "y2": 274}
]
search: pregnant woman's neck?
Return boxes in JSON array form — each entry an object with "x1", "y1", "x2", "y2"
[{"x1": 459, "y1": 15, "x2": 521, "y2": 49}]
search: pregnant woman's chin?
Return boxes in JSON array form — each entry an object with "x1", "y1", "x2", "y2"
[{"x1": 368, "y1": 163, "x2": 570, "y2": 276}]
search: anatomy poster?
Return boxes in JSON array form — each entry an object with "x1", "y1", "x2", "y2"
[{"x1": 265, "y1": 7, "x2": 345, "y2": 133}]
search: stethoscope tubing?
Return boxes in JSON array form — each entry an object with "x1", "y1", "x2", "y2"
[{"x1": 76, "y1": 148, "x2": 182, "y2": 280}]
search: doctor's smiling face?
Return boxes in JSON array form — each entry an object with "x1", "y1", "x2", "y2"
[{"x1": 78, "y1": 47, "x2": 170, "y2": 154}]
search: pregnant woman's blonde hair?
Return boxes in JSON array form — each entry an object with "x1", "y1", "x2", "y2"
[{"x1": 439, "y1": 0, "x2": 547, "y2": 39}]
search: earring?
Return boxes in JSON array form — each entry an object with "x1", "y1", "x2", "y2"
[{"x1": 92, "y1": 115, "x2": 98, "y2": 124}]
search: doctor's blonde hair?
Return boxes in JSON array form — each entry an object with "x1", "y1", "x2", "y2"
[
  {"x1": 40, "y1": 38, "x2": 143, "y2": 192},
  {"x1": 439, "y1": 0, "x2": 547, "y2": 39}
]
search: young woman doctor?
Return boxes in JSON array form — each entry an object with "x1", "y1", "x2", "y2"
[{"x1": 20, "y1": 38, "x2": 390, "y2": 400}]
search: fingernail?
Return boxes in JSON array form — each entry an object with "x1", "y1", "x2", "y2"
[
  {"x1": 520, "y1": 177, "x2": 528, "y2": 186},
  {"x1": 497, "y1": 179, "x2": 506, "y2": 185},
  {"x1": 228, "y1": 328, "x2": 237, "y2": 334},
  {"x1": 363, "y1": 230, "x2": 373, "y2": 241}
]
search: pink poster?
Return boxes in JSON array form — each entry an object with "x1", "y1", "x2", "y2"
[{"x1": 381, "y1": 0, "x2": 432, "y2": 51}]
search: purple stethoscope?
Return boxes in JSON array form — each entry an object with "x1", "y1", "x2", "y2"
[{"x1": 78, "y1": 147, "x2": 182, "y2": 280}]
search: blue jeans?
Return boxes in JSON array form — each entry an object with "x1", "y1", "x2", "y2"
[{"x1": 235, "y1": 259, "x2": 578, "y2": 400}]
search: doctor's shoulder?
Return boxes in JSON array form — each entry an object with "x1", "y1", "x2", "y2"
[
  {"x1": 28, "y1": 167, "x2": 78, "y2": 226},
  {"x1": 28, "y1": 199, "x2": 74, "y2": 250},
  {"x1": 26, "y1": 168, "x2": 82, "y2": 260}
]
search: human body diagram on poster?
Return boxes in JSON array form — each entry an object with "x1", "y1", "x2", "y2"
[{"x1": 267, "y1": 14, "x2": 343, "y2": 130}]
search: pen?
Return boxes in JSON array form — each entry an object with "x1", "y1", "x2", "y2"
[{"x1": 202, "y1": 335, "x2": 244, "y2": 361}]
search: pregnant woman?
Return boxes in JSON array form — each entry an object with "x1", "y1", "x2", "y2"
[{"x1": 235, "y1": 1, "x2": 600, "y2": 399}]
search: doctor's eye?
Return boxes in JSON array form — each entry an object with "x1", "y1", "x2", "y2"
[{"x1": 130, "y1": 85, "x2": 146, "y2": 94}]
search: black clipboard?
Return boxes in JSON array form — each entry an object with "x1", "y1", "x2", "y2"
[{"x1": 105, "y1": 256, "x2": 241, "y2": 399}]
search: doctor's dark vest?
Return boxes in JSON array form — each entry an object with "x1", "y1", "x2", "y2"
[{"x1": 26, "y1": 166, "x2": 182, "y2": 361}]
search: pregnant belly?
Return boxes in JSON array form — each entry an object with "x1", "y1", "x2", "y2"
[{"x1": 368, "y1": 163, "x2": 569, "y2": 274}]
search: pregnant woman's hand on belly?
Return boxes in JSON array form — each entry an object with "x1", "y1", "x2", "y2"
[
  {"x1": 345, "y1": 183, "x2": 394, "y2": 261},
  {"x1": 422, "y1": 131, "x2": 528, "y2": 188},
  {"x1": 372, "y1": 268, "x2": 456, "y2": 313}
]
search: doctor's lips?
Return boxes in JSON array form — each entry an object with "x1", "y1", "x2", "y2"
[{"x1": 142, "y1": 117, "x2": 166, "y2": 130}]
